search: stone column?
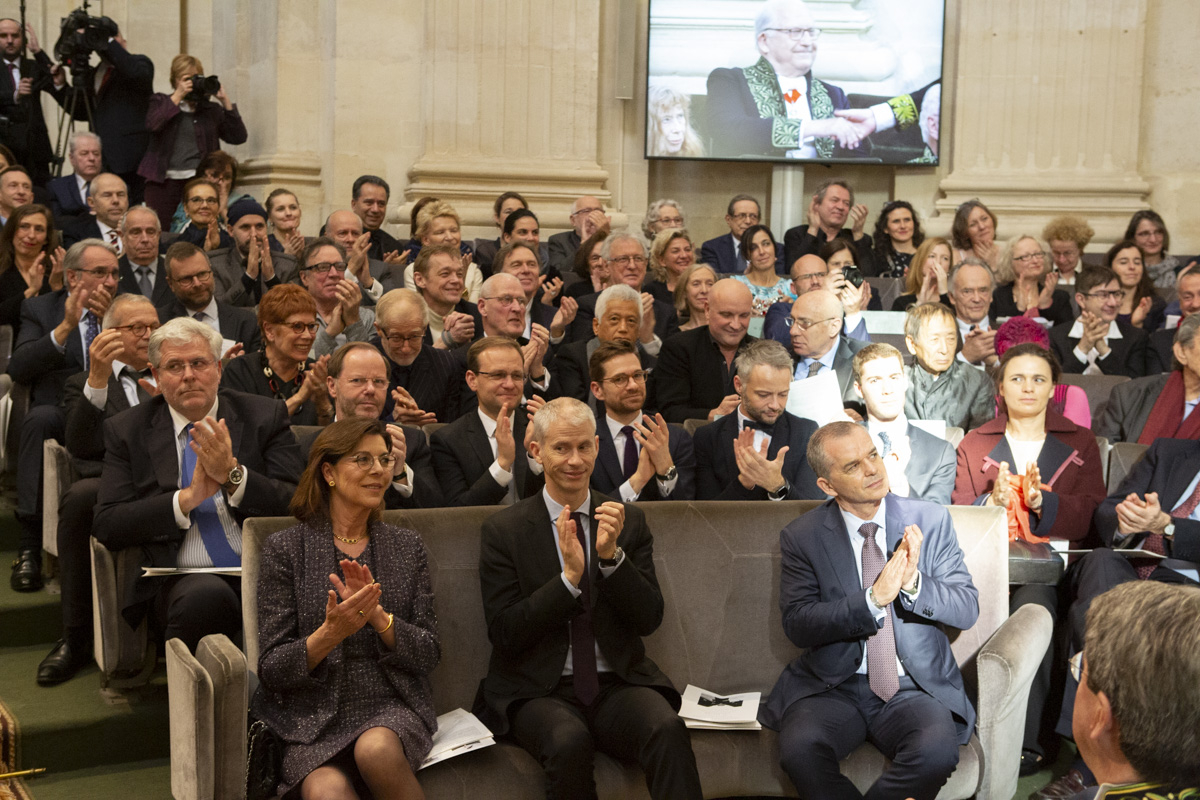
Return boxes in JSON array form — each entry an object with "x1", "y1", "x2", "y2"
[
  {"x1": 403, "y1": 0, "x2": 613, "y2": 235},
  {"x1": 935, "y1": 0, "x2": 1151, "y2": 244}
]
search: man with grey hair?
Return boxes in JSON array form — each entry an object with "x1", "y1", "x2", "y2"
[
  {"x1": 93, "y1": 316, "x2": 302, "y2": 652},
  {"x1": 1098, "y1": 312, "x2": 1200, "y2": 442},
  {"x1": 475, "y1": 395, "x2": 703, "y2": 799},
  {"x1": 8, "y1": 238, "x2": 121, "y2": 592},
  {"x1": 787, "y1": 287, "x2": 870, "y2": 408},
  {"x1": 550, "y1": 283, "x2": 657, "y2": 408},
  {"x1": 705, "y1": 0, "x2": 928, "y2": 162},
  {"x1": 1071, "y1": 582, "x2": 1200, "y2": 798},
  {"x1": 903, "y1": 301, "x2": 995, "y2": 431},
  {"x1": 762, "y1": 420, "x2": 977, "y2": 800},
  {"x1": 568, "y1": 233, "x2": 679, "y2": 347},
  {"x1": 946, "y1": 257, "x2": 999, "y2": 369},
  {"x1": 36, "y1": 293, "x2": 160, "y2": 684},
  {"x1": 47, "y1": 131, "x2": 104, "y2": 222},
  {"x1": 548, "y1": 194, "x2": 611, "y2": 275},
  {"x1": 693, "y1": 338, "x2": 823, "y2": 500},
  {"x1": 63, "y1": 173, "x2": 130, "y2": 252},
  {"x1": 117, "y1": 204, "x2": 172, "y2": 305}
]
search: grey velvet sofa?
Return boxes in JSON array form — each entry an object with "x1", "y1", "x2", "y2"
[{"x1": 167, "y1": 500, "x2": 1048, "y2": 800}]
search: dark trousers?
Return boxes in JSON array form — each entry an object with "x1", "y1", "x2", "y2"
[
  {"x1": 16, "y1": 404, "x2": 65, "y2": 549},
  {"x1": 508, "y1": 674, "x2": 702, "y2": 800},
  {"x1": 57, "y1": 477, "x2": 101, "y2": 639},
  {"x1": 143, "y1": 178, "x2": 187, "y2": 232},
  {"x1": 152, "y1": 573, "x2": 242, "y2": 652},
  {"x1": 1012, "y1": 582, "x2": 1059, "y2": 756},
  {"x1": 1055, "y1": 548, "x2": 1199, "y2": 736},
  {"x1": 777, "y1": 675, "x2": 959, "y2": 800}
]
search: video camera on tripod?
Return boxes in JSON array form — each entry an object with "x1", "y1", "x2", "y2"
[{"x1": 53, "y1": 5, "x2": 117, "y2": 75}]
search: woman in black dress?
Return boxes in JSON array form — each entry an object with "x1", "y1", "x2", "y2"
[
  {"x1": 221, "y1": 284, "x2": 331, "y2": 425},
  {"x1": 1107, "y1": 239, "x2": 1166, "y2": 333},
  {"x1": 990, "y1": 234, "x2": 1073, "y2": 326},
  {"x1": 252, "y1": 418, "x2": 438, "y2": 799},
  {"x1": 0, "y1": 204, "x2": 63, "y2": 337}
]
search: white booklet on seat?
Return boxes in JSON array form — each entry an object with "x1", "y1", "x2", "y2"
[
  {"x1": 141, "y1": 566, "x2": 242, "y2": 577},
  {"x1": 419, "y1": 708, "x2": 495, "y2": 770},
  {"x1": 678, "y1": 684, "x2": 762, "y2": 730}
]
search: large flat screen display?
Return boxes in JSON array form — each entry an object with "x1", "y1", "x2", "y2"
[{"x1": 646, "y1": 0, "x2": 945, "y2": 166}]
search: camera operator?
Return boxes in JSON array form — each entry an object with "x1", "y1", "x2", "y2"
[
  {"x1": 137, "y1": 54, "x2": 246, "y2": 230},
  {"x1": 50, "y1": 19, "x2": 153, "y2": 205},
  {"x1": 0, "y1": 20, "x2": 67, "y2": 186}
]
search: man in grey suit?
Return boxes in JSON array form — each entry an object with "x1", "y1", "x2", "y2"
[
  {"x1": 853, "y1": 343, "x2": 956, "y2": 504},
  {"x1": 1095, "y1": 313, "x2": 1200, "y2": 443},
  {"x1": 786, "y1": 288, "x2": 870, "y2": 412},
  {"x1": 761, "y1": 421, "x2": 979, "y2": 800},
  {"x1": 206, "y1": 198, "x2": 298, "y2": 307}
]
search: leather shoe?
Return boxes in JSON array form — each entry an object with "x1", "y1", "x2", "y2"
[
  {"x1": 1034, "y1": 768, "x2": 1092, "y2": 799},
  {"x1": 10, "y1": 548, "x2": 43, "y2": 592},
  {"x1": 37, "y1": 638, "x2": 92, "y2": 686}
]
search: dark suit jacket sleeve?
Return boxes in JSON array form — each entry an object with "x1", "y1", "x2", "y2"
[
  {"x1": 595, "y1": 506, "x2": 665, "y2": 637},
  {"x1": 94, "y1": 413, "x2": 184, "y2": 551},
  {"x1": 1094, "y1": 441, "x2": 1200, "y2": 560},
  {"x1": 763, "y1": 301, "x2": 793, "y2": 348},
  {"x1": 235, "y1": 399, "x2": 303, "y2": 517},
  {"x1": 778, "y1": 518, "x2": 878, "y2": 649},
  {"x1": 653, "y1": 333, "x2": 712, "y2": 423},
  {"x1": 667, "y1": 427, "x2": 696, "y2": 501},
  {"x1": 699, "y1": 238, "x2": 724, "y2": 272},
  {"x1": 549, "y1": 346, "x2": 587, "y2": 402},
  {"x1": 547, "y1": 232, "x2": 575, "y2": 276},
  {"x1": 783, "y1": 226, "x2": 819, "y2": 275},
  {"x1": 479, "y1": 515, "x2": 582, "y2": 656},
  {"x1": 385, "y1": 427, "x2": 445, "y2": 509},
  {"x1": 102, "y1": 40, "x2": 155, "y2": 88},
  {"x1": 706, "y1": 68, "x2": 778, "y2": 158},
  {"x1": 1120, "y1": 330, "x2": 1149, "y2": 379},
  {"x1": 430, "y1": 425, "x2": 508, "y2": 507},
  {"x1": 8, "y1": 299, "x2": 69, "y2": 385},
  {"x1": 62, "y1": 372, "x2": 106, "y2": 461}
]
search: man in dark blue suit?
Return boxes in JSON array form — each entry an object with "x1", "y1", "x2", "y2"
[
  {"x1": 45, "y1": 132, "x2": 103, "y2": 223},
  {"x1": 588, "y1": 340, "x2": 693, "y2": 501},
  {"x1": 761, "y1": 421, "x2": 979, "y2": 800},
  {"x1": 49, "y1": 26, "x2": 154, "y2": 203},
  {"x1": 699, "y1": 194, "x2": 773, "y2": 275},
  {"x1": 693, "y1": 339, "x2": 822, "y2": 501},
  {"x1": 7, "y1": 239, "x2": 120, "y2": 591}
]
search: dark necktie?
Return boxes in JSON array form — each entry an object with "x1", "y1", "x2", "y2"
[
  {"x1": 860, "y1": 522, "x2": 899, "y2": 701},
  {"x1": 137, "y1": 266, "x2": 153, "y2": 297},
  {"x1": 181, "y1": 424, "x2": 240, "y2": 567},
  {"x1": 569, "y1": 511, "x2": 599, "y2": 705},
  {"x1": 1134, "y1": 483, "x2": 1200, "y2": 579},
  {"x1": 129, "y1": 367, "x2": 153, "y2": 404},
  {"x1": 807, "y1": 361, "x2": 822, "y2": 378},
  {"x1": 620, "y1": 426, "x2": 638, "y2": 481},
  {"x1": 743, "y1": 418, "x2": 776, "y2": 437},
  {"x1": 83, "y1": 311, "x2": 101, "y2": 362}
]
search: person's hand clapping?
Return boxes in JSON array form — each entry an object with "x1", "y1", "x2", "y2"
[{"x1": 990, "y1": 461, "x2": 1013, "y2": 508}]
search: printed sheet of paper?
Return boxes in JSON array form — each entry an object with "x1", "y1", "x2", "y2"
[
  {"x1": 786, "y1": 370, "x2": 849, "y2": 426},
  {"x1": 679, "y1": 684, "x2": 761, "y2": 728},
  {"x1": 142, "y1": 566, "x2": 241, "y2": 577},
  {"x1": 419, "y1": 708, "x2": 495, "y2": 770}
]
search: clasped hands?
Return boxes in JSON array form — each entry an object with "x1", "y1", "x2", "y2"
[
  {"x1": 178, "y1": 417, "x2": 237, "y2": 513},
  {"x1": 557, "y1": 501, "x2": 625, "y2": 589},
  {"x1": 805, "y1": 109, "x2": 877, "y2": 151},
  {"x1": 733, "y1": 428, "x2": 789, "y2": 493},
  {"x1": 988, "y1": 461, "x2": 1044, "y2": 514},
  {"x1": 323, "y1": 559, "x2": 389, "y2": 639},
  {"x1": 1114, "y1": 491, "x2": 1172, "y2": 537},
  {"x1": 871, "y1": 524, "x2": 923, "y2": 607}
]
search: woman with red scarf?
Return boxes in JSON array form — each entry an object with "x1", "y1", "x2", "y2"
[{"x1": 953, "y1": 342, "x2": 1106, "y2": 776}]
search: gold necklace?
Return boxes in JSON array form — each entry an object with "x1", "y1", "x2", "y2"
[{"x1": 333, "y1": 532, "x2": 366, "y2": 545}]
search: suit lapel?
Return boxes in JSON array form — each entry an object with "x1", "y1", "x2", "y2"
[
  {"x1": 982, "y1": 434, "x2": 1014, "y2": 476},
  {"x1": 594, "y1": 418, "x2": 625, "y2": 492},
  {"x1": 106, "y1": 373, "x2": 132, "y2": 413},
  {"x1": 1036, "y1": 433, "x2": 1081, "y2": 489},
  {"x1": 218, "y1": 396, "x2": 245, "y2": 463},
  {"x1": 818, "y1": 503, "x2": 862, "y2": 598},
  {"x1": 527, "y1": 494, "x2": 572, "y2": 587},
  {"x1": 883, "y1": 495, "x2": 904, "y2": 555},
  {"x1": 1163, "y1": 449, "x2": 1200, "y2": 511},
  {"x1": 903, "y1": 424, "x2": 929, "y2": 494},
  {"x1": 464, "y1": 412, "x2": 498, "y2": 479},
  {"x1": 150, "y1": 401, "x2": 182, "y2": 491}
]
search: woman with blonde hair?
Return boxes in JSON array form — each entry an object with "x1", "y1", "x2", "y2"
[
  {"x1": 891, "y1": 236, "x2": 951, "y2": 311},
  {"x1": 402, "y1": 200, "x2": 483, "y2": 302},
  {"x1": 644, "y1": 228, "x2": 696, "y2": 304},
  {"x1": 991, "y1": 234, "x2": 1073, "y2": 326},
  {"x1": 674, "y1": 263, "x2": 717, "y2": 332},
  {"x1": 139, "y1": 53, "x2": 247, "y2": 229},
  {"x1": 647, "y1": 85, "x2": 704, "y2": 157}
]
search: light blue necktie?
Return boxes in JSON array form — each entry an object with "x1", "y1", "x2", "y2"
[{"x1": 181, "y1": 424, "x2": 240, "y2": 567}]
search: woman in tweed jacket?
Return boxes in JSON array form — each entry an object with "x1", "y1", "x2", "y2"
[{"x1": 251, "y1": 417, "x2": 439, "y2": 799}]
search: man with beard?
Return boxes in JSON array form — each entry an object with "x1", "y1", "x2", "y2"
[
  {"x1": 588, "y1": 340, "x2": 693, "y2": 501},
  {"x1": 693, "y1": 338, "x2": 822, "y2": 501},
  {"x1": 157, "y1": 241, "x2": 260, "y2": 353},
  {"x1": 207, "y1": 198, "x2": 298, "y2": 307}
]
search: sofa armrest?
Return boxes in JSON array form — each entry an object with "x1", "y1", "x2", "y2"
[
  {"x1": 973, "y1": 603, "x2": 1053, "y2": 800},
  {"x1": 197, "y1": 634, "x2": 248, "y2": 800},
  {"x1": 166, "y1": 637, "x2": 216, "y2": 800}
]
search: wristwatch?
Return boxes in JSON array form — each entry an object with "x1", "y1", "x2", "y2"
[
  {"x1": 599, "y1": 547, "x2": 623, "y2": 568},
  {"x1": 223, "y1": 463, "x2": 246, "y2": 492},
  {"x1": 1163, "y1": 521, "x2": 1176, "y2": 540},
  {"x1": 766, "y1": 480, "x2": 790, "y2": 501},
  {"x1": 655, "y1": 465, "x2": 678, "y2": 482}
]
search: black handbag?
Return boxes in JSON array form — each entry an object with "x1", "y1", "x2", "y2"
[{"x1": 245, "y1": 718, "x2": 282, "y2": 800}]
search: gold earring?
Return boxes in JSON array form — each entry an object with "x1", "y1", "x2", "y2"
[{"x1": 328, "y1": 480, "x2": 335, "y2": 487}]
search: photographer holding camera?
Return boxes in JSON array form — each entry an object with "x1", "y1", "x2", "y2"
[
  {"x1": 137, "y1": 53, "x2": 246, "y2": 230},
  {"x1": 49, "y1": 16, "x2": 153, "y2": 205}
]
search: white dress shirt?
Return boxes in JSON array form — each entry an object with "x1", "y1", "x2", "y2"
[
  {"x1": 868, "y1": 417, "x2": 911, "y2": 497},
  {"x1": 83, "y1": 360, "x2": 156, "y2": 409},
  {"x1": 1068, "y1": 318, "x2": 1121, "y2": 375},
  {"x1": 604, "y1": 413, "x2": 677, "y2": 502}
]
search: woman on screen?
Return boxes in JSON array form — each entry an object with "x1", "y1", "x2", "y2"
[
  {"x1": 872, "y1": 200, "x2": 925, "y2": 277},
  {"x1": 647, "y1": 85, "x2": 704, "y2": 157}
]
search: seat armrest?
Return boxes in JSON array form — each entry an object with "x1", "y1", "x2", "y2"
[
  {"x1": 197, "y1": 634, "x2": 249, "y2": 800},
  {"x1": 166, "y1": 637, "x2": 216, "y2": 800}
]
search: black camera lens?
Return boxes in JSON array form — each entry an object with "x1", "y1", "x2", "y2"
[{"x1": 842, "y1": 265, "x2": 865, "y2": 289}]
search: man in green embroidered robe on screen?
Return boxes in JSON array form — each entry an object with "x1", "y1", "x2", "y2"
[{"x1": 705, "y1": 0, "x2": 924, "y2": 160}]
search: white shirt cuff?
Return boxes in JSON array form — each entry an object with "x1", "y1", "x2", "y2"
[
  {"x1": 549, "y1": 332, "x2": 565, "y2": 346},
  {"x1": 870, "y1": 102, "x2": 896, "y2": 133},
  {"x1": 561, "y1": 572, "x2": 581, "y2": 597},
  {"x1": 488, "y1": 459, "x2": 513, "y2": 487},
  {"x1": 390, "y1": 464, "x2": 415, "y2": 498},
  {"x1": 844, "y1": 312, "x2": 863, "y2": 333},
  {"x1": 83, "y1": 380, "x2": 108, "y2": 410},
  {"x1": 1072, "y1": 346, "x2": 1091, "y2": 364},
  {"x1": 527, "y1": 454, "x2": 543, "y2": 475},
  {"x1": 640, "y1": 335, "x2": 662, "y2": 357},
  {"x1": 172, "y1": 491, "x2": 191, "y2": 529},
  {"x1": 618, "y1": 479, "x2": 640, "y2": 503},
  {"x1": 598, "y1": 548, "x2": 625, "y2": 578},
  {"x1": 363, "y1": 278, "x2": 383, "y2": 301},
  {"x1": 52, "y1": 327, "x2": 68, "y2": 352},
  {"x1": 528, "y1": 372, "x2": 550, "y2": 392},
  {"x1": 867, "y1": 587, "x2": 887, "y2": 623},
  {"x1": 657, "y1": 474, "x2": 678, "y2": 497}
]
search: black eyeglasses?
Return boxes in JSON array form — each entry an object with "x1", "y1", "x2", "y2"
[
  {"x1": 302, "y1": 261, "x2": 347, "y2": 275},
  {"x1": 277, "y1": 322, "x2": 319, "y2": 335},
  {"x1": 602, "y1": 370, "x2": 649, "y2": 386},
  {"x1": 111, "y1": 322, "x2": 160, "y2": 337}
]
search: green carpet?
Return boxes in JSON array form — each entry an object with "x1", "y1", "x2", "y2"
[{"x1": 0, "y1": 495, "x2": 170, "y2": 799}]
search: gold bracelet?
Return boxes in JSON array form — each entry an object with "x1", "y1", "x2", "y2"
[{"x1": 379, "y1": 613, "x2": 394, "y2": 634}]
